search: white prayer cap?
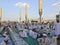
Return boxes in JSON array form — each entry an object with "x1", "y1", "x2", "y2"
[
  {"x1": 5, "y1": 32, "x2": 7, "y2": 34},
  {"x1": 43, "y1": 34, "x2": 47, "y2": 37},
  {"x1": 20, "y1": 28, "x2": 23, "y2": 31}
]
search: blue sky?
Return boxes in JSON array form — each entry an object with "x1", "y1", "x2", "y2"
[{"x1": 0, "y1": 0, "x2": 60, "y2": 21}]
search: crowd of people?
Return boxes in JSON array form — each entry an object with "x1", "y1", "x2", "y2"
[
  {"x1": 0, "y1": 20, "x2": 60, "y2": 45},
  {"x1": 0, "y1": 24, "x2": 11, "y2": 45}
]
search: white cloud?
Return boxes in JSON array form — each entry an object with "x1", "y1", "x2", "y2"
[
  {"x1": 15, "y1": 2, "x2": 23, "y2": 7},
  {"x1": 15, "y1": 2, "x2": 29, "y2": 8},
  {"x1": 52, "y1": 2, "x2": 60, "y2": 7}
]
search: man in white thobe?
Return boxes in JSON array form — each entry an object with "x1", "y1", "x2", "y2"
[
  {"x1": 19, "y1": 29, "x2": 28, "y2": 38},
  {"x1": 29, "y1": 30, "x2": 37, "y2": 39},
  {"x1": 54, "y1": 21, "x2": 60, "y2": 36}
]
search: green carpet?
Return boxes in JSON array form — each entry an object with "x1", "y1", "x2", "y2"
[
  {"x1": 15, "y1": 29, "x2": 39, "y2": 45},
  {"x1": 23, "y1": 36, "x2": 39, "y2": 45}
]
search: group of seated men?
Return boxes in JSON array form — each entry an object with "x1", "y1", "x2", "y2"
[{"x1": 18, "y1": 27, "x2": 60, "y2": 45}]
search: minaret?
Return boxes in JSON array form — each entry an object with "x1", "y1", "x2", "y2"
[
  {"x1": 0, "y1": 8, "x2": 2, "y2": 25},
  {"x1": 19, "y1": 9, "x2": 22, "y2": 23},
  {"x1": 25, "y1": 4, "x2": 28, "y2": 23},
  {"x1": 39, "y1": 0, "x2": 42, "y2": 25}
]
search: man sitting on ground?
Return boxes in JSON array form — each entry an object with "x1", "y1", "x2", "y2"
[
  {"x1": 19, "y1": 29, "x2": 28, "y2": 38},
  {"x1": 29, "y1": 29, "x2": 37, "y2": 39}
]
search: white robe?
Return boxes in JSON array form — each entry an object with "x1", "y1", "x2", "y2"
[
  {"x1": 50, "y1": 43, "x2": 57, "y2": 45},
  {"x1": 54, "y1": 22, "x2": 60, "y2": 36},
  {"x1": 24, "y1": 29, "x2": 28, "y2": 33},
  {"x1": 33, "y1": 25, "x2": 37, "y2": 29},
  {"x1": 19, "y1": 31, "x2": 28, "y2": 37},
  {"x1": 4, "y1": 35, "x2": 9, "y2": 41},
  {"x1": 29, "y1": 30, "x2": 37, "y2": 39},
  {"x1": 29, "y1": 30, "x2": 33, "y2": 37},
  {"x1": 0, "y1": 41, "x2": 6, "y2": 45},
  {"x1": 17, "y1": 25, "x2": 20, "y2": 30}
]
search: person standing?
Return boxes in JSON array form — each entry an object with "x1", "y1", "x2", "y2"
[{"x1": 53, "y1": 20, "x2": 60, "y2": 36}]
